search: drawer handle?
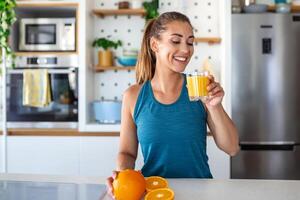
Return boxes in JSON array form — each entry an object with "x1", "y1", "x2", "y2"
[{"x1": 240, "y1": 144, "x2": 295, "y2": 151}]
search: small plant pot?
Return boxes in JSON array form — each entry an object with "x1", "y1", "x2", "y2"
[
  {"x1": 98, "y1": 50, "x2": 113, "y2": 67},
  {"x1": 118, "y1": 1, "x2": 130, "y2": 9}
]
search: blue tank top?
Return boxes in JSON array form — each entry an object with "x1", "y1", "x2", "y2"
[{"x1": 133, "y1": 75, "x2": 213, "y2": 178}]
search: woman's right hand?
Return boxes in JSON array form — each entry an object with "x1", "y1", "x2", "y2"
[{"x1": 106, "y1": 171, "x2": 118, "y2": 199}]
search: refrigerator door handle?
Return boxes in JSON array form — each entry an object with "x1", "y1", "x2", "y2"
[{"x1": 240, "y1": 142, "x2": 296, "y2": 151}]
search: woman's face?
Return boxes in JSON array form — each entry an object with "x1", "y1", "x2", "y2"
[{"x1": 151, "y1": 21, "x2": 194, "y2": 73}]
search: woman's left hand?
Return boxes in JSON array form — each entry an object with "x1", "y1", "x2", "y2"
[{"x1": 204, "y1": 75, "x2": 224, "y2": 107}]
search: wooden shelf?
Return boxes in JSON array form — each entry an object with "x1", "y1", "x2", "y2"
[
  {"x1": 94, "y1": 66, "x2": 135, "y2": 72},
  {"x1": 15, "y1": 52, "x2": 78, "y2": 56},
  {"x1": 16, "y1": 1, "x2": 79, "y2": 8},
  {"x1": 92, "y1": 8, "x2": 146, "y2": 17},
  {"x1": 194, "y1": 37, "x2": 222, "y2": 44},
  {"x1": 268, "y1": 5, "x2": 300, "y2": 12},
  {"x1": 0, "y1": 128, "x2": 120, "y2": 136}
]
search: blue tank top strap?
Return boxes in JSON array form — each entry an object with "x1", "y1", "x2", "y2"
[{"x1": 133, "y1": 81, "x2": 150, "y2": 124}]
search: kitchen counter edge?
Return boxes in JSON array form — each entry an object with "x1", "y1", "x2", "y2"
[{"x1": 0, "y1": 129, "x2": 212, "y2": 137}]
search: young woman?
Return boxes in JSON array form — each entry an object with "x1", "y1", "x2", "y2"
[{"x1": 107, "y1": 11, "x2": 239, "y2": 195}]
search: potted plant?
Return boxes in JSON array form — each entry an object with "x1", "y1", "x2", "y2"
[
  {"x1": 143, "y1": 0, "x2": 159, "y2": 21},
  {"x1": 0, "y1": 0, "x2": 17, "y2": 71},
  {"x1": 92, "y1": 37, "x2": 122, "y2": 67}
]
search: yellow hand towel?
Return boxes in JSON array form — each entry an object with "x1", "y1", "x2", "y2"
[{"x1": 23, "y1": 69, "x2": 52, "y2": 107}]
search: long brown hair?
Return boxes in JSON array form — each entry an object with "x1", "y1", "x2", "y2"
[{"x1": 136, "y1": 12, "x2": 192, "y2": 84}]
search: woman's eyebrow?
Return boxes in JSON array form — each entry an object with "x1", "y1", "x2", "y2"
[
  {"x1": 171, "y1": 33, "x2": 195, "y2": 38},
  {"x1": 171, "y1": 33, "x2": 183, "y2": 37}
]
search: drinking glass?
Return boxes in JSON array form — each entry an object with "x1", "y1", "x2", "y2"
[{"x1": 186, "y1": 71, "x2": 210, "y2": 101}]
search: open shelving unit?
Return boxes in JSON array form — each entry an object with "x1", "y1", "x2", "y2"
[{"x1": 92, "y1": 8, "x2": 146, "y2": 17}]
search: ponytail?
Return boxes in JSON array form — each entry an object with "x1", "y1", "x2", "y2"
[{"x1": 136, "y1": 19, "x2": 156, "y2": 85}]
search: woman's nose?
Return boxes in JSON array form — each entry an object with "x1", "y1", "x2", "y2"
[{"x1": 181, "y1": 44, "x2": 191, "y2": 54}]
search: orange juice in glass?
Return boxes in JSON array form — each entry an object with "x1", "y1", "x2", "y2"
[{"x1": 186, "y1": 71, "x2": 210, "y2": 101}]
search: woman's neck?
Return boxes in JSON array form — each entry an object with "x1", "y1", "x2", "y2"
[{"x1": 151, "y1": 65, "x2": 183, "y2": 94}]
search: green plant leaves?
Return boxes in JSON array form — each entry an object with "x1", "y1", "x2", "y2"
[
  {"x1": 0, "y1": 0, "x2": 16, "y2": 68},
  {"x1": 143, "y1": 0, "x2": 159, "y2": 21},
  {"x1": 92, "y1": 38, "x2": 122, "y2": 50}
]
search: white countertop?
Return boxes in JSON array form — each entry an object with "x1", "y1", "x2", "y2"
[{"x1": 1, "y1": 173, "x2": 300, "y2": 200}]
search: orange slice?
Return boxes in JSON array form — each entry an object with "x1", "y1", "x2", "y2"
[
  {"x1": 145, "y1": 176, "x2": 168, "y2": 192},
  {"x1": 144, "y1": 188, "x2": 174, "y2": 200}
]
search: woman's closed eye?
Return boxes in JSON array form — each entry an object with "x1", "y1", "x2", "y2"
[
  {"x1": 187, "y1": 38, "x2": 194, "y2": 46},
  {"x1": 187, "y1": 42, "x2": 194, "y2": 46},
  {"x1": 171, "y1": 40, "x2": 181, "y2": 44},
  {"x1": 171, "y1": 40, "x2": 194, "y2": 46}
]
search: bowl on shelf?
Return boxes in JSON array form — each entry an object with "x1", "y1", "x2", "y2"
[
  {"x1": 276, "y1": 3, "x2": 291, "y2": 13},
  {"x1": 91, "y1": 100, "x2": 122, "y2": 124},
  {"x1": 117, "y1": 56, "x2": 137, "y2": 66}
]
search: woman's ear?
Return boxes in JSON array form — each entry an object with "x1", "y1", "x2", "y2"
[{"x1": 150, "y1": 37, "x2": 158, "y2": 53}]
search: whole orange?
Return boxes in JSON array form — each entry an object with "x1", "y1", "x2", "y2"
[{"x1": 113, "y1": 169, "x2": 146, "y2": 200}]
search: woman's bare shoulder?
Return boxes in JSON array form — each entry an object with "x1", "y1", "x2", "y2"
[
  {"x1": 123, "y1": 83, "x2": 143, "y2": 113},
  {"x1": 124, "y1": 83, "x2": 142, "y2": 99}
]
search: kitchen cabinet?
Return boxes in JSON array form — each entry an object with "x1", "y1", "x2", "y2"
[
  {"x1": 207, "y1": 136, "x2": 230, "y2": 179},
  {"x1": 3, "y1": 136, "x2": 144, "y2": 177},
  {"x1": 78, "y1": 137, "x2": 229, "y2": 178},
  {"x1": 79, "y1": 137, "x2": 144, "y2": 177},
  {"x1": 3, "y1": 135, "x2": 229, "y2": 179},
  {"x1": 79, "y1": 137, "x2": 119, "y2": 176},
  {"x1": 7, "y1": 137, "x2": 80, "y2": 175},
  {"x1": 79, "y1": 136, "x2": 229, "y2": 178}
]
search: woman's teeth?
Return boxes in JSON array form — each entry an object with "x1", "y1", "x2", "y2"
[{"x1": 174, "y1": 56, "x2": 187, "y2": 62}]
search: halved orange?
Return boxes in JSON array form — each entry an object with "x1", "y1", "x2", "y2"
[
  {"x1": 144, "y1": 188, "x2": 174, "y2": 200},
  {"x1": 145, "y1": 176, "x2": 168, "y2": 192}
]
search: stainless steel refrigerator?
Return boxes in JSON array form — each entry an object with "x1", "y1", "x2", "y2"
[{"x1": 231, "y1": 14, "x2": 300, "y2": 180}]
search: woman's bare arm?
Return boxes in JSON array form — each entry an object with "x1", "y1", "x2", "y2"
[{"x1": 116, "y1": 84, "x2": 142, "y2": 170}]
